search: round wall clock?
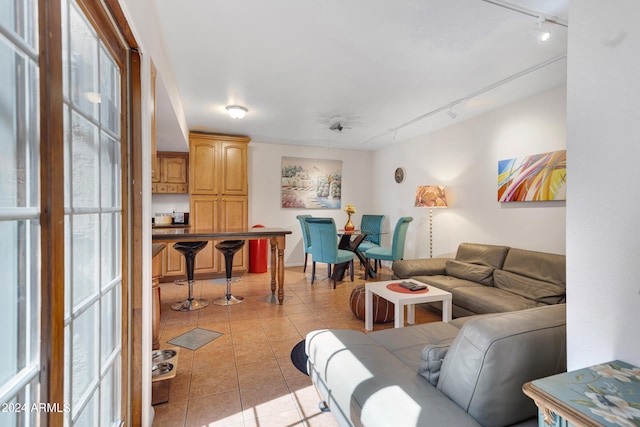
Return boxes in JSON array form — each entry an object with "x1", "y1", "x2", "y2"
[{"x1": 394, "y1": 167, "x2": 406, "y2": 183}]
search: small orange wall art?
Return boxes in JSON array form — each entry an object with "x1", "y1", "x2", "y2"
[{"x1": 498, "y1": 150, "x2": 566, "y2": 202}]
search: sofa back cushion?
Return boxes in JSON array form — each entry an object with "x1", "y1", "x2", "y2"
[
  {"x1": 494, "y1": 270, "x2": 566, "y2": 304},
  {"x1": 445, "y1": 260, "x2": 495, "y2": 286},
  {"x1": 501, "y1": 248, "x2": 566, "y2": 286},
  {"x1": 437, "y1": 305, "x2": 567, "y2": 427},
  {"x1": 455, "y1": 243, "x2": 510, "y2": 270}
]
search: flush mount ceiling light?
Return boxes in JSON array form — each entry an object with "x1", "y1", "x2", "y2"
[{"x1": 225, "y1": 105, "x2": 248, "y2": 119}]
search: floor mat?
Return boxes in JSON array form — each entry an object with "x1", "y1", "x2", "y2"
[
  {"x1": 168, "y1": 328, "x2": 223, "y2": 351},
  {"x1": 290, "y1": 339, "x2": 309, "y2": 376}
]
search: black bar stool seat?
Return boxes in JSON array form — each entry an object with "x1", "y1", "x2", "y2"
[
  {"x1": 213, "y1": 240, "x2": 245, "y2": 306},
  {"x1": 171, "y1": 241, "x2": 209, "y2": 311}
]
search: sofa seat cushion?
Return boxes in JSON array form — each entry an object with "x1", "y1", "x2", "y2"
[
  {"x1": 306, "y1": 329, "x2": 481, "y2": 427},
  {"x1": 368, "y1": 321, "x2": 465, "y2": 373},
  {"x1": 445, "y1": 260, "x2": 495, "y2": 286},
  {"x1": 494, "y1": 270, "x2": 566, "y2": 304},
  {"x1": 411, "y1": 275, "x2": 484, "y2": 294},
  {"x1": 451, "y1": 286, "x2": 541, "y2": 314},
  {"x1": 437, "y1": 305, "x2": 566, "y2": 427}
]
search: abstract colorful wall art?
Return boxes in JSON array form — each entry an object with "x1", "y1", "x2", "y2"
[
  {"x1": 281, "y1": 157, "x2": 342, "y2": 208},
  {"x1": 498, "y1": 150, "x2": 566, "y2": 202}
]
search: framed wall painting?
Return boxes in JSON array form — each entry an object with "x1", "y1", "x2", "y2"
[
  {"x1": 498, "y1": 150, "x2": 566, "y2": 202},
  {"x1": 281, "y1": 156, "x2": 342, "y2": 208}
]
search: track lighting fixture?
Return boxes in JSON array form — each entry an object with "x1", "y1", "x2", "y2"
[
  {"x1": 537, "y1": 17, "x2": 551, "y2": 43},
  {"x1": 447, "y1": 108, "x2": 457, "y2": 119}
]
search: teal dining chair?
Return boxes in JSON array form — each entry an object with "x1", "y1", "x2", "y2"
[
  {"x1": 358, "y1": 214, "x2": 385, "y2": 269},
  {"x1": 305, "y1": 217, "x2": 355, "y2": 288},
  {"x1": 364, "y1": 216, "x2": 413, "y2": 279},
  {"x1": 296, "y1": 215, "x2": 313, "y2": 272}
]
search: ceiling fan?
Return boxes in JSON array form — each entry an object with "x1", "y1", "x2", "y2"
[{"x1": 329, "y1": 121, "x2": 352, "y2": 133}]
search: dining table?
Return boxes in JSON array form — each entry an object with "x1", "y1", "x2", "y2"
[
  {"x1": 335, "y1": 229, "x2": 384, "y2": 280},
  {"x1": 152, "y1": 227, "x2": 292, "y2": 304}
]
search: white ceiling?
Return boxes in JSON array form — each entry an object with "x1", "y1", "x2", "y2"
[{"x1": 153, "y1": 0, "x2": 568, "y2": 152}]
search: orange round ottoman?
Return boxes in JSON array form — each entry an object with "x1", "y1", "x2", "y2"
[{"x1": 349, "y1": 284, "x2": 394, "y2": 323}]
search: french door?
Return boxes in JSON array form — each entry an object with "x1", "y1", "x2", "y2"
[
  {"x1": 0, "y1": 0, "x2": 139, "y2": 425},
  {"x1": 62, "y1": 0, "x2": 125, "y2": 425}
]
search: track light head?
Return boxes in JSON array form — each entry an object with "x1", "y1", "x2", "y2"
[{"x1": 536, "y1": 17, "x2": 551, "y2": 43}]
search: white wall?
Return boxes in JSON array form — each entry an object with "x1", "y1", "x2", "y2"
[
  {"x1": 117, "y1": 1, "x2": 190, "y2": 424},
  {"x1": 371, "y1": 87, "x2": 567, "y2": 260},
  {"x1": 246, "y1": 88, "x2": 566, "y2": 270},
  {"x1": 566, "y1": 0, "x2": 640, "y2": 369},
  {"x1": 248, "y1": 143, "x2": 374, "y2": 266}
]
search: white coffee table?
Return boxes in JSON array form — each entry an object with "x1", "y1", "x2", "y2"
[{"x1": 365, "y1": 279, "x2": 452, "y2": 331}]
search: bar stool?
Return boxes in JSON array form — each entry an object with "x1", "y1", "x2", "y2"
[
  {"x1": 171, "y1": 241, "x2": 209, "y2": 311},
  {"x1": 213, "y1": 240, "x2": 245, "y2": 306}
]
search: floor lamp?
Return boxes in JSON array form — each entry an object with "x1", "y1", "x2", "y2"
[{"x1": 414, "y1": 185, "x2": 448, "y2": 258}]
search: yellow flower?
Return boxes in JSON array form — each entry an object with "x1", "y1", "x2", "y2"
[{"x1": 344, "y1": 204, "x2": 356, "y2": 214}]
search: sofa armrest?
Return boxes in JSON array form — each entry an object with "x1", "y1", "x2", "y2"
[{"x1": 392, "y1": 258, "x2": 452, "y2": 278}]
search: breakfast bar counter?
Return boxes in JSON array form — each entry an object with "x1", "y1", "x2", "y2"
[{"x1": 152, "y1": 227, "x2": 292, "y2": 304}]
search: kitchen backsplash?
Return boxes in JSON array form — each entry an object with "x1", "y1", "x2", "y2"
[{"x1": 152, "y1": 194, "x2": 189, "y2": 220}]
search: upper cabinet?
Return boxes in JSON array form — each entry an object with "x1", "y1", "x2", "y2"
[
  {"x1": 189, "y1": 133, "x2": 250, "y2": 195},
  {"x1": 152, "y1": 151, "x2": 189, "y2": 194}
]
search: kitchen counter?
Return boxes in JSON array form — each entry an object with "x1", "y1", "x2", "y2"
[
  {"x1": 152, "y1": 224, "x2": 190, "y2": 229},
  {"x1": 152, "y1": 242, "x2": 166, "y2": 257},
  {"x1": 152, "y1": 227, "x2": 292, "y2": 304}
]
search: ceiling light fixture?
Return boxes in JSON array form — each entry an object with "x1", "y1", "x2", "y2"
[
  {"x1": 447, "y1": 108, "x2": 458, "y2": 119},
  {"x1": 536, "y1": 16, "x2": 551, "y2": 43},
  {"x1": 225, "y1": 105, "x2": 248, "y2": 119},
  {"x1": 539, "y1": 29, "x2": 551, "y2": 42}
]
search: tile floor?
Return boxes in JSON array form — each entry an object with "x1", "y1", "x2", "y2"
[{"x1": 151, "y1": 264, "x2": 442, "y2": 427}]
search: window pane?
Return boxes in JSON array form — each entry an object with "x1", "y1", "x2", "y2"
[
  {"x1": 100, "y1": 286, "x2": 116, "y2": 365},
  {"x1": 100, "y1": 133, "x2": 119, "y2": 209},
  {"x1": 100, "y1": 212, "x2": 120, "y2": 286},
  {"x1": 100, "y1": 359, "x2": 120, "y2": 426},
  {"x1": 0, "y1": 0, "x2": 38, "y2": 49},
  {"x1": 71, "y1": 111, "x2": 99, "y2": 208},
  {"x1": 3, "y1": 218, "x2": 41, "y2": 379},
  {"x1": 71, "y1": 213, "x2": 99, "y2": 308},
  {"x1": 69, "y1": 1, "x2": 98, "y2": 120},
  {"x1": 100, "y1": 47, "x2": 119, "y2": 137},
  {"x1": 0, "y1": 36, "x2": 39, "y2": 209},
  {"x1": 73, "y1": 388, "x2": 97, "y2": 427},
  {"x1": 68, "y1": 304, "x2": 98, "y2": 419}
]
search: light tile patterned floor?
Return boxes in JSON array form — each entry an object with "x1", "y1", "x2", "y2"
[{"x1": 152, "y1": 265, "x2": 441, "y2": 427}]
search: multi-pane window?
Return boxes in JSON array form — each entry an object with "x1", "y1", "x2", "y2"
[
  {"x1": 0, "y1": 0, "x2": 41, "y2": 426},
  {"x1": 62, "y1": 0, "x2": 123, "y2": 425},
  {"x1": 0, "y1": 0, "x2": 129, "y2": 425}
]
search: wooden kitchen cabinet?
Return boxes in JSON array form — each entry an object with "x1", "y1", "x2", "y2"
[
  {"x1": 189, "y1": 133, "x2": 250, "y2": 275},
  {"x1": 220, "y1": 195, "x2": 249, "y2": 270},
  {"x1": 162, "y1": 243, "x2": 186, "y2": 277},
  {"x1": 190, "y1": 196, "x2": 220, "y2": 273},
  {"x1": 152, "y1": 151, "x2": 189, "y2": 193}
]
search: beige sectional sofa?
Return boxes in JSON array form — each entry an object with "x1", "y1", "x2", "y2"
[{"x1": 392, "y1": 243, "x2": 566, "y2": 318}]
